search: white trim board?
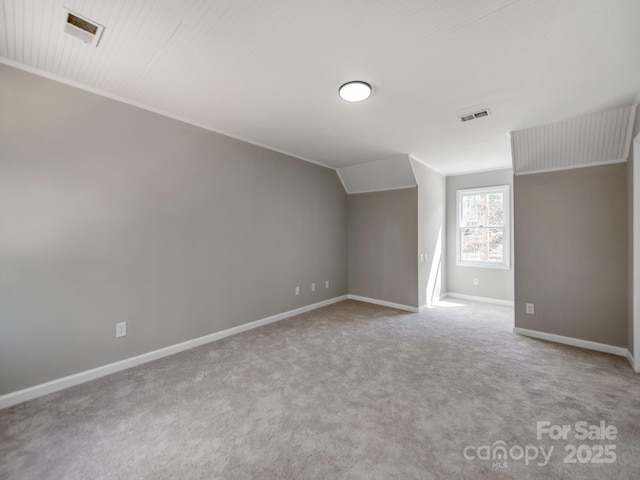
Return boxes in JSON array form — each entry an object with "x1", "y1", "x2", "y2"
[
  {"x1": 345, "y1": 185, "x2": 417, "y2": 195},
  {"x1": 634, "y1": 132, "x2": 640, "y2": 373},
  {"x1": 514, "y1": 158, "x2": 627, "y2": 176},
  {"x1": 347, "y1": 295, "x2": 419, "y2": 313},
  {"x1": 445, "y1": 165, "x2": 513, "y2": 177},
  {"x1": 630, "y1": 130, "x2": 640, "y2": 373},
  {"x1": 622, "y1": 105, "x2": 637, "y2": 161},
  {"x1": 626, "y1": 350, "x2": 636, "y2": 371},
  {"x1": 442, "y1": 292, "x2": 514, "y2": 307},
  {"x1": 514, "y1": 327, "x2": 628, "y2": 357},
  {"x1": 0, "y1": 295, "x2": 348, "y2": 410}
]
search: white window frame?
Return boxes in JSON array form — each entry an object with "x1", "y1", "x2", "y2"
[{"x1": 456, "y1": 185, "x2": 510, "y2": 270}]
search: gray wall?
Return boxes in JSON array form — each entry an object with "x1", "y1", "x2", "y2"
[
  {"x1": 514, "y1": 163, "x2": 627, "y2": 347},
  {"x1": 347, "y1": 188, "x2": 418, "y2": 308},
  {"x1": 629, "y1": 107, "x2": 640, "y2": 353},
  {"x1": 446, "y1": 169, "x2": 514, "y2": 301},
  {"x1": 412, "y1": 161, "x2": 446, "y2": 307},
  {"x1": 0, "y1": 64, "x2": 348, "y2": 395}
]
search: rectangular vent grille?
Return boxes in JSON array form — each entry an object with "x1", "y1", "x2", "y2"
[
  {"x1": 459, "y1": 109, "x2": 491, "y2": 122},
  {"x1": 68, "y1": 13, "x2": 98, "y2": 35},
  {"x1": 64, "y1": 10, "x2": 104, "y2": 46}
]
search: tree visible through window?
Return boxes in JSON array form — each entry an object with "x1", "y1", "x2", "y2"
[{"x1": 457, "y1": 185, "x2": 510, "y2": 268}]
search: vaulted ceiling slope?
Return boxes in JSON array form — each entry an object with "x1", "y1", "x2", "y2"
[
  {"x1": 1, "y1": 0, "x2": 639, "y2": 175},
  {"x1": 512, "y1": 105, "x2": 636, "y2": 175}
]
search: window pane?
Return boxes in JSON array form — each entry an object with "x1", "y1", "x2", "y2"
[
  {"x1": 461, "y1": 194, "x2": 484, "y2": 227},
  {"x1": 488, "y1": 227, "x2": 504, "y2": 261},
  {"x1": 461, "y1": 227, "x2": 504, "y2": 262},
  {"x1": 486, "y1": 193, "x2": 504, "y2": 227},
  {"x1": 461, "y1": 192, "x2": 504, "y2": 228}
]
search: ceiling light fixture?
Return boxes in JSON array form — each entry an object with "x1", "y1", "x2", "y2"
[{"x1": 339, "y1": 81, "x2": 372, "y2": 102}]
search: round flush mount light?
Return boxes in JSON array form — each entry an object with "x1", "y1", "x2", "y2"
[{"x1": 339, "y1": 81, "x2": 372, "y2": 102}]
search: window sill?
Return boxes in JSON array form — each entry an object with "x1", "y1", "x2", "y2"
[{"x1": 457, "y1": 262, "x2": 511, "y2": 270}]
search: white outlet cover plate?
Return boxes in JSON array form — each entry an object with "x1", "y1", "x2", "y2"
[{"x1": 116, "y1": 322, "x2": 127, "y2": 337}]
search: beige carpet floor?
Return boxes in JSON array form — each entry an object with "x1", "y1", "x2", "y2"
[{"x1": 1, "y1": 299, "x2": 639, "y2": 479}]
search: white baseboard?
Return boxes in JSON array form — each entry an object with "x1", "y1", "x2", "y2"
[
  {"x1": 419, "y1": 304, "x2": 429, "y2": 312},
  {"x1": 347, "y1": 294, "x2": 419, "y2": 313},
  {"x1": 514, "y1": 327, "x2": 628, "y2": 357},
  {"x1": 626, "y1": 350, "x2": 639, "y2": 372},
  {"x1": 443, "y1": 292, "x2": 514, "y2": 307},
  {"x1": 0, "y1": 295, "x2": 349, "y2": 410}
]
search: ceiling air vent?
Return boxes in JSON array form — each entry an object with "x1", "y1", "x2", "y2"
[
  {"x1": 64, "y1": 10, "x2": 104, "y2": 46},
  {"x1": 459, "y1": 109, "x2": 491, "y2": 122}
]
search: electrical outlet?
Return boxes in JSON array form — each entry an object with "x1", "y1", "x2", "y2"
[
  {"x1": 115, "y1": 322, "x2": 127, "y2": 338},
  {"x1": 311, "y1": 283, "x2": 316, "y2": 292},
  {"x1": 295, "y1": 286, "x2": 300, "y2": 296},
  {"x1": 526, "y1": 303, "x2": 535, "y2": 315},
  {"x1": 473, "y1": 277, "x2": 479, "y2": 286},
  {"x1": 325, "y1": 280, "x2": 329, "y2": 289}
]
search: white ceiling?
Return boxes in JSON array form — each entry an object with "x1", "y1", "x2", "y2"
[{"x1": 1, "y1": 0, "x2": 639, "y2": 175}]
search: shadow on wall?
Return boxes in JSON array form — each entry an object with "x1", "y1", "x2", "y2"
[{"x1": 426, "y1": 227, "x2": 443, "y2": 306}]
